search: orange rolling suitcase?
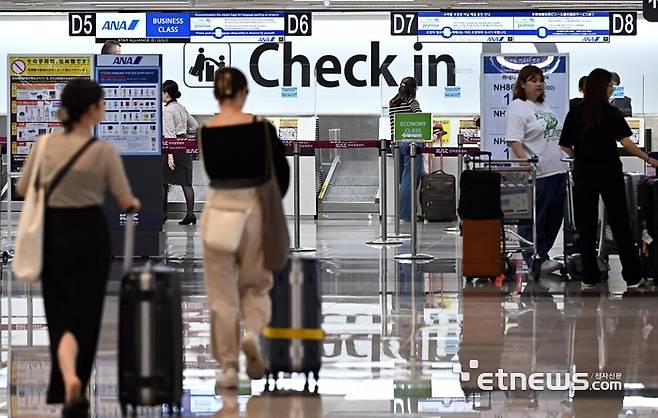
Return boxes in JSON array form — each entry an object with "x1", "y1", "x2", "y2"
[{"x1": 462, "y1": 218, "x2": 503, "y2": 278}]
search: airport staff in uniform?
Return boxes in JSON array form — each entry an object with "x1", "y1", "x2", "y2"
[{"x1": 162, "y1": 80, "x2": 199, "y2": 225}]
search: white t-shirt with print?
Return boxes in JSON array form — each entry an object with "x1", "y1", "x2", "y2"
[{"x1": 505, "y1": 99, "x2": 568, "y2": 178}]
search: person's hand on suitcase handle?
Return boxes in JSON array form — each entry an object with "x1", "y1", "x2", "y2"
[{"x1": 118, "y1": 194, "x2": 141, "y2": 214}]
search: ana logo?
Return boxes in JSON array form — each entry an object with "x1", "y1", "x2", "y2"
[
  {"x1": 486, "y1": 36, "x2": 505, "y2": 42},
  {"x1": 113, "y1": 56, "x2": 143, "y2": 65},
  {"x1": 583, "y1": 36, "x2": 600, "y2": 42},
  {"x1": 102, "y1": 19, "x2": 139, "y2": 31}
]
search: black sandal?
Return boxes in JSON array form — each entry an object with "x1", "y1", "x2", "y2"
[{"x1": 62, "y1": 397, "x2": 89, "y2": 418}]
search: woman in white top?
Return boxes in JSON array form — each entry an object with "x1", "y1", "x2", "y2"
[
  {"x1": 162, "y1": 80, "x2": 199, "y2": 225},
  {"x1": 505, "y1": 65, "x2": 568, "y2": 274}
]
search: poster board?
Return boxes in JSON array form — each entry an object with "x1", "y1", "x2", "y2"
[
  {"x1": 94, "y1": 54, "x2": 162, "y2": 155},
  {"x1": 481, "y1": 53, "x2": 569, "y2": 159},
  {"x1": 7, "y1": 55, "x2": 93, "y2": 176}
]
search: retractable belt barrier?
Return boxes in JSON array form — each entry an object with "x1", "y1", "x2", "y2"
[
  {"x1": 282, "y1": 139, "x2": 381, "y2": 156},
  {"x1": 283, "y1": 140, "x2": 480, "y2": 253}
]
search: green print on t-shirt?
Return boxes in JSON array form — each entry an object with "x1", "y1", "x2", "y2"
[{"x1": 535, "y1": 111, "x2": 559, "y2": 141}]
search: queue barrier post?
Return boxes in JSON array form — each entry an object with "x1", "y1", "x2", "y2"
[
  {"x1": 290, "y1": 140, "x2": 315, "y2": 253},
  {"x1": 367, "y1": 138, "x2": 403, "y2": 246},
  {"x1": 390, "y1": 141, "x2": 410, "y2": 240},
  {"x1": 395, "y1": 142, "x2": 434, "y2": 261}
]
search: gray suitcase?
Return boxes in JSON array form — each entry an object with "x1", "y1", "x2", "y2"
[
  {"x1": 261, "y1": 258, "x2": 324, "y2": 392},
  {"x1": 421, "y1": 169, "x2": 457, "y2": 222}
]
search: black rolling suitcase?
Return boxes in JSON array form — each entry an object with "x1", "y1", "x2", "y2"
[
  {"x1": 639, "y1": 177, "x2": 658, "y2": 280},
  {"x1": 420, "y1": 169, "x2": 457, "y2": 222},
  {"x1": 118, "y1": 214, "x2": 183, "y2": 415},
  {"x1": 600, "y1": 172, "x2": 645, "y2": 255},
  {"x1": 261, "y1": 257, "x2": 324, "y2": 392}
]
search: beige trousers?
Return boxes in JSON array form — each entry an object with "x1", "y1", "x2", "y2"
[{"x1": 201, "y1": 187, "x2": 272, "y2": 369}]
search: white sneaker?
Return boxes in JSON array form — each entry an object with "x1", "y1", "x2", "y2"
[
  {"x1": 627, "y1": 278, "x2": 647, "y2": 289},
  {"x1": 216, "y1": 368, "x2": 238, "y2": 391},
  {"x1": 540, "y1": 259, "x2": 561, "y2": 274},
  {"x1": 242, "y1": 332, "x2": 265, "y2": 380}
]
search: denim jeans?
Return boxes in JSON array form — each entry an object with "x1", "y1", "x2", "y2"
[
  {"x1": 399, "y1": 141, "x2": 425, "y2": 221},
  {"x1": 519, "y1": 173, "x2": 567, "y2": 265}
]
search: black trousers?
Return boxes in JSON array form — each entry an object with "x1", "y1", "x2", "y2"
[
  {"x1": 42, "y1": 206, "x2": 110, "y2": 404},
  {"x1": 574, "y1": 167, "x2": 640, "y2": 283}
]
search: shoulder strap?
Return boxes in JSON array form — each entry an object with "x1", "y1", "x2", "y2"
[{"x1": 46, "y1": 137, "x2": 97, "y2": 200}]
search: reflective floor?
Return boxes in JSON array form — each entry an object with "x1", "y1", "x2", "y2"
[{"x1": 4, "y1": 218, "x2": 658, "y2": 417}]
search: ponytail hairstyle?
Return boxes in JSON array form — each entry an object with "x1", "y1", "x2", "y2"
[
  {"x1": 389, "y1": 77, "x2": 418, "y2": 108},
  {"x1": 162, "y1": 80, "x2": 182, "y2": 100},
  {"x1": 214, "y1": 67, "x2": 248, "y2": 101},
  {"x1": 57, "y1": 79, "x2": 104, "y2": 132}
]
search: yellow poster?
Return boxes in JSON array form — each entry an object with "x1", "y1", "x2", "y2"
[
  {"x1": 9, "y1": 56, "x2": 91, "y2": 77},
  {"x1": 431, "y1": 117, "x2": 452, "y2": 146}
]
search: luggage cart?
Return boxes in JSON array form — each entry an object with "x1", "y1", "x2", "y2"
[
  {"x1": 560, "y1": 157, "x2": 610, "y2": 280},
  {"x1": 465, "y1": 156, "x2": 541, "y2": 281}
]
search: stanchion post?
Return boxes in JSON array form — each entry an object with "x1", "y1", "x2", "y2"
[
  {"x1": 443, "y1": 134, "x2": 464, "y2": 233},
  {"x1": 395, "y1": 143, "x2": 434, "y2": 261},
  {"x1": 290, "y1": 140, "x2": 315, "y2": 253},
  {"x1": 390, "y1": 142, "x2": 410, "y2": 239},
  {"x1": 367, "y1": 138, "x2": 402, "y2": 246}
]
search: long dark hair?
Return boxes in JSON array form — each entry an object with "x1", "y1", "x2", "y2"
[
  {"x1": 58, "y1": 79, "x2": 104, "y2": 132},
  {"x1": 389, "y1": 77, "x2": 417, "y2": 107},
  {"x1": 582, "y1": 68, "x2": 612, "y2": 128},
  {"x1": 513, "y1": 65, "x2": 545, "y2": 103}
]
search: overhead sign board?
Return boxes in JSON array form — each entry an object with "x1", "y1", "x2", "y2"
[
  {"x1": 96, "y1": 12, "x2": 147, "y2": 40},
  {"x1": 146, "y1": 12, "x2": 191, "y2": 39},
  {"x1": 513, "y1": 12, "x2": 609, "y2": 43},
  {"x1": 396, "y1": 11, "x2": 612, "y2": 43},
  {"x1": 190, "y1": 12, "x2": 285, "y2": 43},
  {"x1": 418, "y1": 11, "x2": 515, "y2": 43}
]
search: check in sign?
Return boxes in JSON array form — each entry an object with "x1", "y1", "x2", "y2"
[{"x1": 394, "y1": 113, "x2": 432, "y2": 141}]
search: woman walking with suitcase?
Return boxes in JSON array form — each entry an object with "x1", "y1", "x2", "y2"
[
  {"x1": 198, "y1": 68, "x2": 289, "y2": 390},
  {"x1": 560, "y1": 68, "x2": 658, "y2": 287},
  {"x1": 16, "y1": 80, "x2": 140, "y2": 417}
]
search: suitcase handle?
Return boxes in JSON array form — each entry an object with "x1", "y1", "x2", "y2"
[
  {"x1": 465, "y1": 151, "x2": 492, "y2": 170},
  {"x1": 123, "y1": 211, "x2": 136, "y2": 274}
]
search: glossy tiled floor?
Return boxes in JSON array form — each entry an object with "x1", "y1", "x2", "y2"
[{"x1": 4, "y1": 218, "x2": 658, "y2": 417}]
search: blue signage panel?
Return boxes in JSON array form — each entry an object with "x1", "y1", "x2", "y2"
[
  {"x1": 419, "y1": 11, "x2": 515, "y2": 43},
  {"x1": 146, "y1": 12, "x2": 190, "y2": 38},
  {"x1": 417, "y1": 11, "x2": 610, "y2": 43},
  {"x1": 190, "y1": 12, "x2": 285, "y2": 43},
  {"x1": 94, "y1": 54, "x2": 162, "y2": 156}
]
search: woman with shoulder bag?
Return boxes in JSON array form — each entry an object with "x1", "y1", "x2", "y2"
[
  {"x1": 198, "y1": 68, "x2": 290, "y2": 391},
  {"x1": 15, "y1": 80, "x2": 140, "y2": 417}
]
